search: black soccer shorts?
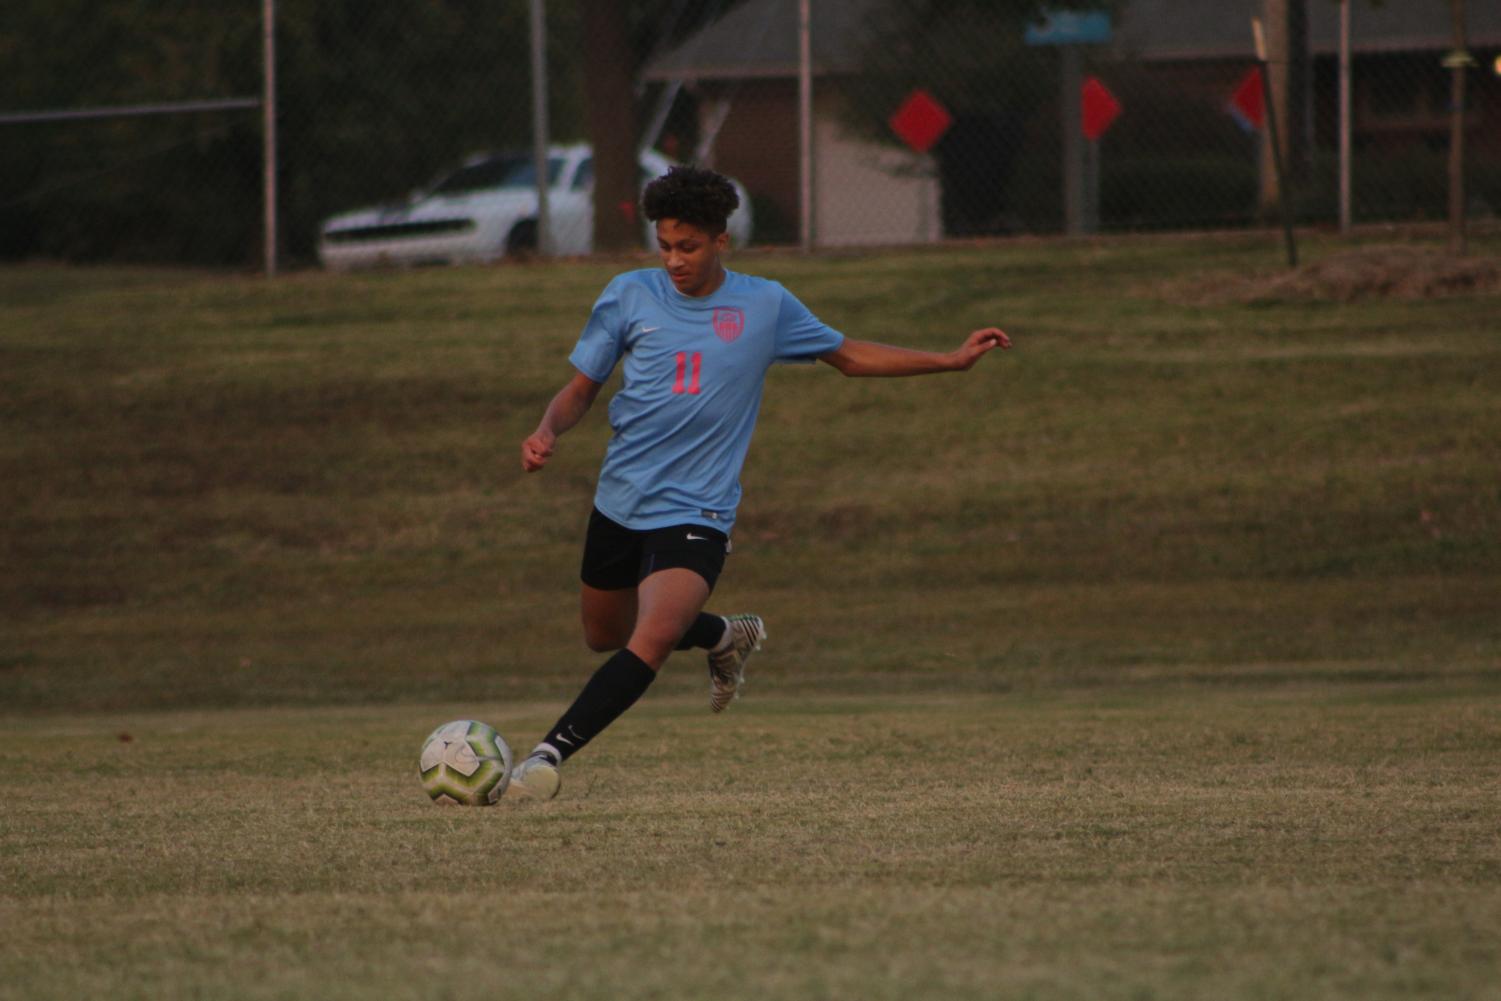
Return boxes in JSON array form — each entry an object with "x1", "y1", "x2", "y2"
[{"x1": 580, "y1": 507, "x2": 730, "y2": 591}]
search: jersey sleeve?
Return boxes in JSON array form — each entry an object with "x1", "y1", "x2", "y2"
[
  {"x1": 773, "y1": 284, "x2": 844, "y2": 364},
  {"x1": 568, "y1": 275, "x2": 631, "y2": 382}
]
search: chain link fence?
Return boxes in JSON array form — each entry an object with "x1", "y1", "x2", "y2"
[
  {"x1": 2, "y1": 0, "x2": 1498, "y2": 269},
  {"x1": 1, "y1": 0, "x2": 572, "y2": 267},
  {"x1": 658, "y1": 0, "x2": 1501, "y2": 247},
  {"x1": 0, "y1": 4, "x2": 264, "y2": 264}
]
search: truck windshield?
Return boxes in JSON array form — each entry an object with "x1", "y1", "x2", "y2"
[{"x1": 431, "y1": 156, "x2": 564, "y2": 195}]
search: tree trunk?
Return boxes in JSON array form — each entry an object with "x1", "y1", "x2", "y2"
[{"x1": 582, "y1": 0, "x2": 640, "y2": 252}]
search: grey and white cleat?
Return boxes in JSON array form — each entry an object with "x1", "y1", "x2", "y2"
[
  {"x1": 707, "y1": 614, "x2": 766, "y2": 713},
  {"x1": 507, "y1": 752, "x2": 561, "y2": 801}
]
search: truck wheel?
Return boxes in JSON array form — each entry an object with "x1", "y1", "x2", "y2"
[{"x1": 506, "y1": 220, "x2": 538, "y2": 257}]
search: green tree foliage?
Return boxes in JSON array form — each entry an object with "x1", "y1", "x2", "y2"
[
  {"x1": 273, "y1": 0, "x2": 584, "y2": 264},
  {"x1": 0, "y1": 0, "x2": 749, "y2": 266},
  {"x1": 0, "y1": 0, "x2": 584, "y2": 265},
  {"x1": 0, "y1": 1, "x2": 260, "y2": 261}
]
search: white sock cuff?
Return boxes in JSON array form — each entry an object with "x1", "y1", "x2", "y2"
[{"x1": 711, "y1": 616, "x2": 734, "y2": 652}]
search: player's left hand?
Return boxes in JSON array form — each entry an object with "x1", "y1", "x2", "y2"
[{"x1": 952, "y1": 327, "x2": 1011, "y2": 370}]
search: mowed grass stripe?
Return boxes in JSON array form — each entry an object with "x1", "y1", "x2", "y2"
[
  {"x1": 3, "y1": 235, "x2": 1500, "y2": 710},
  {"x1": 0, "y1": 690, "x2": 1498, "y2": 999},
  {"x1": 2, "y1": 886, "x2": 1498, "y2": 1001}
]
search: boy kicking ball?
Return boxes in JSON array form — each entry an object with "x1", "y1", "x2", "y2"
[{"x1": 512, "y1": 166, "x2": 1010, "y2": 799}]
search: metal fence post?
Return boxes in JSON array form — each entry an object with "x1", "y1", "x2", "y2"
[
  {"x1": 530, "y1": 0, "x2": 552, "y2": 257},
  {"x1": 1446, "y1": 0, "x2": 1470, "y2": 256},
  {"x1": 262, "y1": 0, "x2": 277, "y2": 276},
  {"x1": 1338, "y1": 0, "x2": 1352, "y2": 234},
  {"x1": 1062, "y1": 45, "x2": 1083, "y2": 236},
  {"x1": 798, "y1": 0, "x2": 814, "y2": 253}
]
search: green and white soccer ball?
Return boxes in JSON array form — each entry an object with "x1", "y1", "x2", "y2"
[{"x1": 418, "y1": 720, "x2": 513, "y2": 806}]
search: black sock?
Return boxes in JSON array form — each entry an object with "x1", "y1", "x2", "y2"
[
  {"x1": 536, "y1": 649, "x2": 657, "y2": 763},
  {"x1": 675, "y1": 612, "x2": 727, "y2": 651}
]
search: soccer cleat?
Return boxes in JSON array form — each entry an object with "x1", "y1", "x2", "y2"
[
  {"x1": 707, "y1": 614, "x2": 766, "y2": 713},
  {"x1": 507, "y1": 753, "x2": 561, "y2": 801}
]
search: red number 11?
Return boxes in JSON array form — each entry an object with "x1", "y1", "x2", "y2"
[{"x1": 673, "y1": 351, "x2": 702, "y2": 395}]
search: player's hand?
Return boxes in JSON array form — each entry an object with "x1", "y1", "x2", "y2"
[
  {"x1": 951, "y1": 327, "x2": 1011, "y2": 370},
  {"x1": 521, "y1": 429, "x2": 555, "y2": 472}
]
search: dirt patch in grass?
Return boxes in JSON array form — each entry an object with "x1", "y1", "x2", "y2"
[{"x1": 1163, "y1": 244, "x2": 1501, "y2": 305}]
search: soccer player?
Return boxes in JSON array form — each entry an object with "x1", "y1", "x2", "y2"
[{"x1": 510, "y1": 166, "x2": 1010, "y2": 799}]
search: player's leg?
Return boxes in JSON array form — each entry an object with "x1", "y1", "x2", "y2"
[
  {"x1": 630, "y1": 525, "x2": 763, "y2": 710},
  {"x1": 625, "y1": 567, "x2": 711, "y2": 668},
  {"x1": 589, "y1": 573, "x2": 766, "y2": 712},
  {"x1": 578, "y1": 577, "x2": 735, "y2": 663},
  {"x1": 511, "y1": 519, "x2": 754, "y2": 800},
  {"x1": 509, "y1": 509, "x2": 639, "y2": 800},
  {"x1": 575, "y1": 520, "x2": 735, "y2": 658},
  {"x1": 575, "y1": 507, "x2": 641, "y2": 653},
  {"x1": 580, "y1": 583, "x2": 636, "y2": 652},
  {"x1": 511, "y1": 569, "x2": 708, "y2": 800},
  {"x1": 540, "y1": 568, "x2": 707, "y2": 756}
]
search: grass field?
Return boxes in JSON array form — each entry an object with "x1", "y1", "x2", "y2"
[
  {"x1": 3, "y1": 687, "x2": 1499, "y2": 1000},
  {"x1": 2, "y1": 231, "x2": 1499, "y2": 998}
]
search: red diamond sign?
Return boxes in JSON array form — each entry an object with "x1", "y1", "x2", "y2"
[
  {"x1": 1228, "y1": 66, "x2": 1265, "y2": 131},
  {"x1": 1081, "y1": 76, "x2": 1122, "y2": 141},
  {"x1": 889, "y1": 89, "x2": 953, "y2": 154}
]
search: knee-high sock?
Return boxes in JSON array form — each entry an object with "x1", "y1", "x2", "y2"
[
  {"x1": 675, "y1": 613, "x2": 728, "y2": 651},
  {"x1": 534, "y1": 649, "x2": 656, "y2": 763}
]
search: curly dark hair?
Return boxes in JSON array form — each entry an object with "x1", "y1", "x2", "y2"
[{"x1": 641, "y1": 165, "x2": 740, "y2": 235}]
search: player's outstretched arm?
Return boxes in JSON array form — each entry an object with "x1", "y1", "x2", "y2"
[
  {"x1": 818, "y1": 328, "x2": 1011, "y2": 377},
  {"x1": 521, "y1": 371, "x2": 604, "y2": 472}
]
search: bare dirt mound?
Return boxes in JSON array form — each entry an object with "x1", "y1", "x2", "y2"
[{"x1": 1166, "y1": 245, "x2": 1501, "y2": 305}]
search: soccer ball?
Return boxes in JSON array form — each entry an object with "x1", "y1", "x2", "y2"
[{"x1": 418, "y1": 720, "x2": 513, "y2": 806}]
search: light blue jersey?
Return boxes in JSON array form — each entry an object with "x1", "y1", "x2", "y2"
[{"x1": 569, "y1": 268, "x2": 844, "y2": 534}]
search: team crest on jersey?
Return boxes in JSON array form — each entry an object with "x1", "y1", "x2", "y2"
[{"x1": 712, "y1": 307, "x2": 744, "y2": 343}]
